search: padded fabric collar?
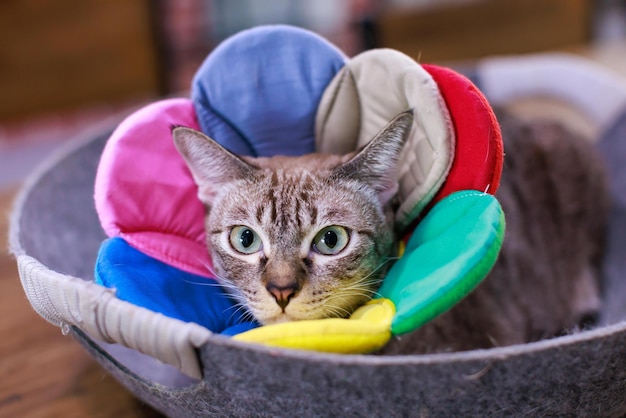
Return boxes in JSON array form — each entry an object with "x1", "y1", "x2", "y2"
[{"x1": 93, "y1": 25, "x2": 504, "y2": 340}]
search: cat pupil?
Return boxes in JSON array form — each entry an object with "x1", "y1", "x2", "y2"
[
  {"x1": 323, "y1": 231, "x2": 338, "y2": 248},
  {"x1": 240, "y1": 229, "x2": 255, "y2": 248}
]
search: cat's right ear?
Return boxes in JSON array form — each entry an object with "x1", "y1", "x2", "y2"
[
  {"x1": 333, "y1": 110, "x2": 413, "y2": 205},
  {"x1": 173, "y1": 127, "x2": 255, "y2": 205}
]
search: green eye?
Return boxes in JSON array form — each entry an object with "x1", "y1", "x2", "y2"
[
  {"x1": 313, "y1": 226, "x2": 350, "y2": 255},
  {"x1": 229, "y1": 226, "x2": 262, "y2": 254}
]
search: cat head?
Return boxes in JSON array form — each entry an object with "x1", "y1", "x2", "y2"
[{"x1": 173, "y1": 111, "x2": 413, "y2": 324}]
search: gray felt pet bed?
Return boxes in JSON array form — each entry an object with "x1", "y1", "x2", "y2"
[{"x1": 10, "y1": 53, "x2": 626, "y2": 417}]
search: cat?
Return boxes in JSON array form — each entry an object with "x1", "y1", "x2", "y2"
[
  {"x1": 174, "y1": 109, "x2": 610, "y2": 354},
  {"x1": 173, "y1": 111, "x2": 413, "y2": 325}
]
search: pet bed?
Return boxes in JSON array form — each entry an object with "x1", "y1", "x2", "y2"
[{"x1": 11, "y1": 29, "x2": 626, "y2": 417}]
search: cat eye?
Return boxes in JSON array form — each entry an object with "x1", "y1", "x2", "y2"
[
  {"x1": 312, "y1": 226, "x2": 350, "y2": 256},
  {"x1": 229, "y1": 226, "x2": 263, "y2": 254}
]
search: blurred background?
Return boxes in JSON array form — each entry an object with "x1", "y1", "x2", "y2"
[
  {"x1": 1, "y1": 0, "x2": 626, "y2": 416},
  {"x1": 1, "y1": 0, "x2": 626, "y2": 189}
]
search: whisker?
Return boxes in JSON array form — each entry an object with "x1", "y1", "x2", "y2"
[
  {"x1": 226, "y1": 302, "x2": 256, "y2": 324},
  {"x1": 181, "y1": 278, "x2": 224, "y2": 287},
  {"x1": 325, "y1": 304, "x2": 352, "y2": 319},
  {"x1": 317, "y1": 256, "x2": 401, "y2": 318},
  {"x1": 198, "y1": 259, "x2": 223, "y2": 279}
]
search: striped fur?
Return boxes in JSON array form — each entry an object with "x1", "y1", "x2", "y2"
[{"x1": 174, "y1": 112, "x2": 413, "y2": 324}]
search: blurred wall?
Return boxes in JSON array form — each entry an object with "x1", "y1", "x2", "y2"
[
  {"x1": 376, "y1": 0, "x2": 595, "y2": 62},
  {"x1": 0, "y1": 0, "x2": 162, "y2": 123},
  {"x1": 2, "y1": 0, "x2": 623, "y2": 126}
]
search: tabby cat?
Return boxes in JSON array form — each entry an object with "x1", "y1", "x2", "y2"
[
  {"x1": 173, "y1": 112, "x2": 412, "y2": 326},
  {"x1": 174, "y1": 109, "x2": 610, "y2": 353}
]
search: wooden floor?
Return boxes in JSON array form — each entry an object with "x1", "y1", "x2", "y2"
[{"x1": 0, "y1": 188, "x2": 163, "y2": 418}]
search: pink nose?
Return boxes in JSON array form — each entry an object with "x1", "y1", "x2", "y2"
[{"x1": 266, "y1": 284, "x2": 298, "y2": 310}]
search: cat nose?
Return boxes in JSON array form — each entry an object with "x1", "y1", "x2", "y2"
[{"x1": 266, "y1": 284, "x2": 298, "y2": 310}]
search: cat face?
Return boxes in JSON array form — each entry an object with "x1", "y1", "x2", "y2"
[{"x1": 174, "y1": 111, "x2": 413, "y2": 325}]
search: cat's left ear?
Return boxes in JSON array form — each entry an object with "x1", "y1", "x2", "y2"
[{"x1": 333, "y1": 110, "x2": 413, "y2": 204}]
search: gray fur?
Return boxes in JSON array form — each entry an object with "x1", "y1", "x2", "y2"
[{"x1": 381, "y1": 110, "x2": 610, "y2": 354}]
